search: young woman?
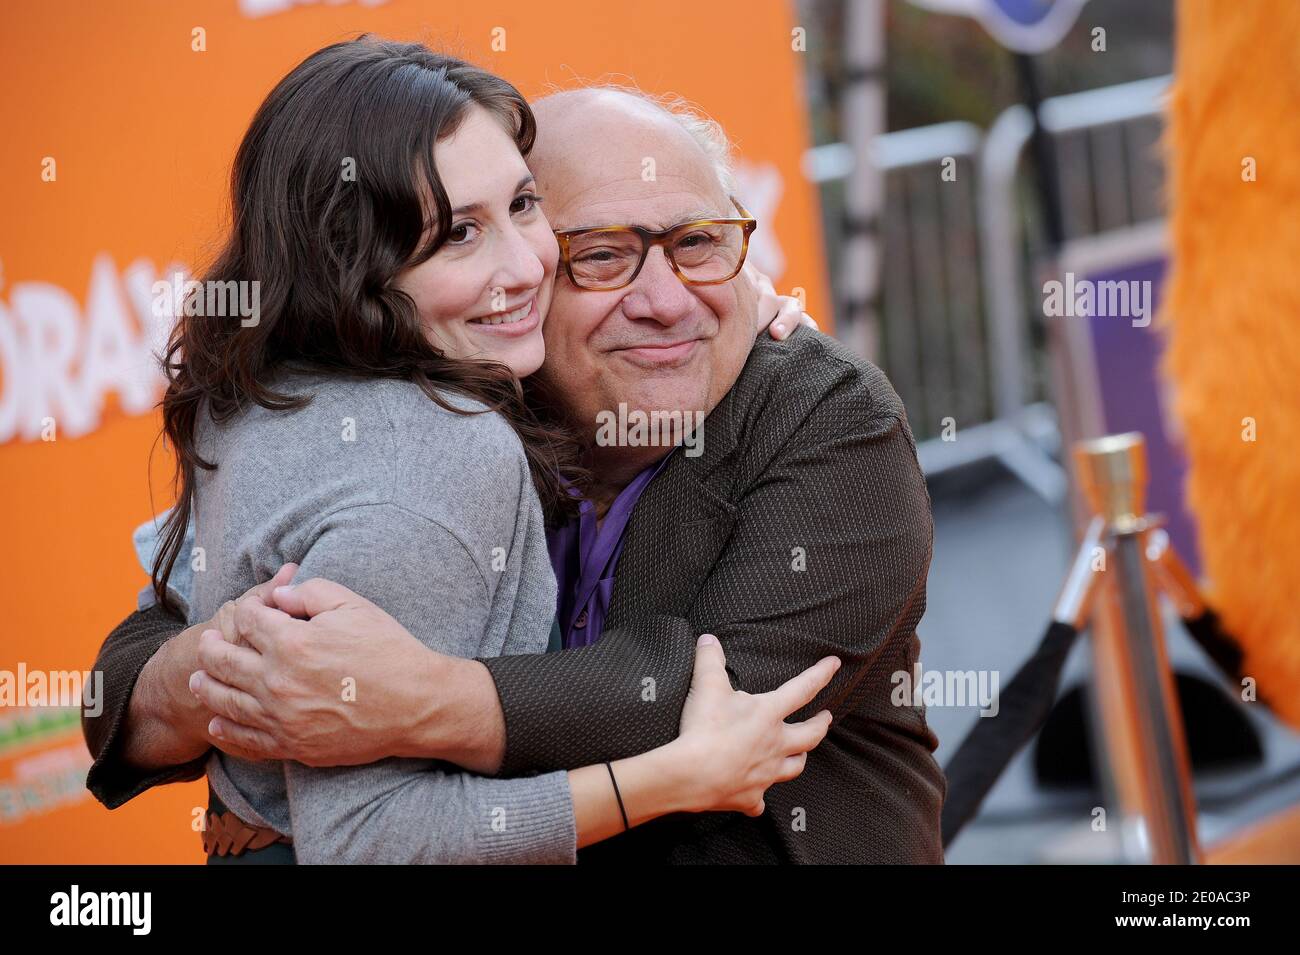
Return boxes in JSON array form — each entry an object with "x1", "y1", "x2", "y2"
[{"x1": 150, "y1": 36, "x2": 834, "y2": 863}]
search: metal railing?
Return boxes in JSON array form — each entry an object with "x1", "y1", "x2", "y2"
[
  {"x1": 806, "y1": 74, "x2": 1172, "y2": 503},
  {"x1": 808, "y1": 122, "x2": 987, "y2": 444}
]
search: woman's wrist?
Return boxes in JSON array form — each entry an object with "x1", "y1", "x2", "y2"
[
  {"x1": 570, "y1": 739, "x2": 720, "y2": 848},
  {"x1": 616, "y1": 738, "x2": 709, "y2": 820}
]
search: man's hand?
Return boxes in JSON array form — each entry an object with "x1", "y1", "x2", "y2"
[
  {"x1": 189, "y1": 575, "x2": 506, "y2": 773},
  {"x1": 121, "y1": 563, "x2": 298, "y2": 771}
]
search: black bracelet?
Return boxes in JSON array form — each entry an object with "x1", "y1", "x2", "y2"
[{"x1": 605, "y1": 761, "x2": 630, "y2": 831}]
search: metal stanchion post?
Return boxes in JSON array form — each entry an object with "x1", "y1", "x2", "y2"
[
  {"x1": 945, "y1": 431, "x2": 1240, "y2": 855},
  {"x1": 1074, "y1": 433, "x2": 1201, "y2": 863}
]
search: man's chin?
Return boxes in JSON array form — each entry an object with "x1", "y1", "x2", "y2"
[{"x1": 608, "y1": 387, "x2": 712, "y2": 423}]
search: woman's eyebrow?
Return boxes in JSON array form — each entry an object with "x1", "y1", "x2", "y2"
[{"x1": 450, "y1": 174, "x2": 536, "y2": 217}]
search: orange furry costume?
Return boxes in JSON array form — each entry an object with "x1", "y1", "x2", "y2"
[{"x1": 1163, "y1": 0, "x2": 1300, "y2": 728}]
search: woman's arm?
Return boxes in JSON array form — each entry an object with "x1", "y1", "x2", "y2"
[
  {"x1": 271, "y1": 503, "x2": 833, "y2": 862},
  {"x1": 568, "y1": 635, "x2": 836, "y2": 848},
  {"x1": 274, "y1": 501, "x2": 576, "y2": 863},
  {"x1": 191, "y1": 576, "x2": 837, "y2": 846}
]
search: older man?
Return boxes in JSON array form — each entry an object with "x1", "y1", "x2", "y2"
[{"x1": 85, "y1": 89, "x2": 944, "y2": 864}]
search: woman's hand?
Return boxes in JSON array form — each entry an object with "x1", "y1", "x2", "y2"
[
  {"x1": 671, "y1": 633, "x2": 838, "y2": 816},
  {"x1": 748, "y1": 263, "x2": 818, "y2": 340}
]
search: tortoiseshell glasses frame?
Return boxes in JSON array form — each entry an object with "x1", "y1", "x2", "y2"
[{"x1": 554, "y1": 196, "x2": 756, "y2": 291}]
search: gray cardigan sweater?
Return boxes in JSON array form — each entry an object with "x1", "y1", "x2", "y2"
[{"x1": 184, "y1": 371, "x2": 575, "y2": 864}]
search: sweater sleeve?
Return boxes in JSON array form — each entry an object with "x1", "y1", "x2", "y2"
[
  {"x1": 83, "y1": 603, "x2": 206, "y2": 809},
  {"x1": 281, "y1": 503, "x2": 576, "y2": 864}
]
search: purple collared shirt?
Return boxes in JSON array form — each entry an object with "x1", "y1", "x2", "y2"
[{"x1": 547, "y1": 453, "x2": 674, "y2": 649}]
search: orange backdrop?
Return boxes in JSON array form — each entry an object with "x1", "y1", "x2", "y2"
[{"x1": 0, "y1": 0, "x2": 827, "y2": 863}]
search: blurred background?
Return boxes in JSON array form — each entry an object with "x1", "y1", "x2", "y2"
[
  {"x1": 795, "y1": 0, "x2": 1300, "y2": 863},
  {"x1": 3, "y1": 0, "x2": 1298, "y2": 864}
]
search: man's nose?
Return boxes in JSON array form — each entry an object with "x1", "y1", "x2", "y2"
[{"x1": 621, "y1": 246, "x2": 696, "y2": 326}]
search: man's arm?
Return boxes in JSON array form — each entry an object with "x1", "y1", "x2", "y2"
[
  {"x1": 481, "y1": 367, "x2": 931, "y2": 776},
  {"x1": 83, "y1": 563, "x2": 299, "y2": 808},
  {"x1": 83, "y1": 604, "x2": 208, "y2": 808},
  {"x1": 192, "y1": 353, "x2": 928, "y2": 778}
]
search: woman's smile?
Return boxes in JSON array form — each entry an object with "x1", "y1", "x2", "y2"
[{"x1": 466, "y1": 295, "x2": 541, "y2": 336}]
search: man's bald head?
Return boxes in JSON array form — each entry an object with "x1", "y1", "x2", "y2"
[{"x1": 527, "y1": 88, "x2": 736, "y2": 227}]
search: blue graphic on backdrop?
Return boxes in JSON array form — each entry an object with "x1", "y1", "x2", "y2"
[{"x1": 907, "y1": 0, "x2": 1089, "y2": 54}]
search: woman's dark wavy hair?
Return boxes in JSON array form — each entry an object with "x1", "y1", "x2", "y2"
[{"x1": 152, "y1": 35, "x2": 583, "y2": 610}]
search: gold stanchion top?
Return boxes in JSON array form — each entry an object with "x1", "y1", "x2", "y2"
[{"x1": 1074, "y1": 432, "x2": 1148, "y2": 529}]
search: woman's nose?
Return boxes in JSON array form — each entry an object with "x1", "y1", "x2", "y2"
[{"x1": 495, "y1": 223, "x2": 546, "y2": 293}]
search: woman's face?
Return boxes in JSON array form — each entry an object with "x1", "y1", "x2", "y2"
[{"x1": 396, "y1": 105, "x2": 558, "y2": 377}]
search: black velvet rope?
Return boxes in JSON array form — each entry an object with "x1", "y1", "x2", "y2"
[{"x1": 940, "y1": 607, "x2": 1248, "y2": 850}]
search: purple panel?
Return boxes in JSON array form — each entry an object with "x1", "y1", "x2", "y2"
[{"x1": 1081, "y1": 256, "x2": 1201, "y2": 573}]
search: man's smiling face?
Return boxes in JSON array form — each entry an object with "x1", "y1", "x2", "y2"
[{"x1": 528, "y1": 90, "x2": 756, "y2": 478}]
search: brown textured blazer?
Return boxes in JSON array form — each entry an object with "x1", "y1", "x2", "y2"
[{"x1": 83, "y1": 327, "x2": 945, "y2": 863}]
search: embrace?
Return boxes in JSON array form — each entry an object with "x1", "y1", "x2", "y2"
[{"x1": 82, "y1": 36, "x2": 945, "y2": 865}]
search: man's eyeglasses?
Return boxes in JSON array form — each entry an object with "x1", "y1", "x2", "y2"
[{"x1": 555, "y1": 196, "x2": 756, "y2": 292}]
